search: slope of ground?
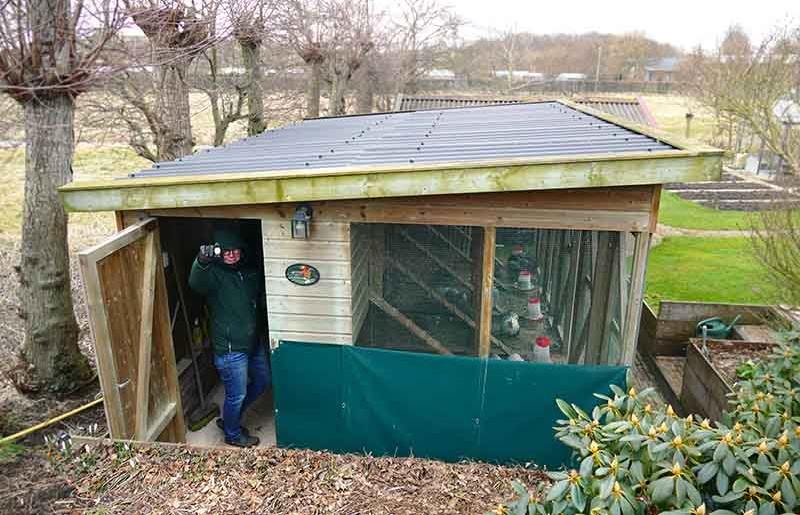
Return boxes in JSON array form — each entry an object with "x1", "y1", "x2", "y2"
[
  {"x1": 658, "y1": 190, "x2": 755, "y2": 231},
  {"x1": 1, "y1": 442, "x2": 546, "y2": 515},
  {"x1": 644, "y1": 236, "x2": 779, "y2": 310}
]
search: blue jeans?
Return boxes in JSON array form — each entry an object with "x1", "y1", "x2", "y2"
[{"x1": 213, "y1": 345, "x2": 271, "y2": 441}]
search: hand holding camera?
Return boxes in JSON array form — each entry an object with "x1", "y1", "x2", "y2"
[{"x1": 198, "y1": 243, "x2": 223, "y2": 264}]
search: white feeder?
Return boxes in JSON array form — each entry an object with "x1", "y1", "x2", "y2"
[
  {"x1": 517, "y1": 269, "x2": 533, "y2": 290},
  {"x1": 527, "y1": 297, "x2": 543, "y2": 320},
  {"x1": 533, "y1": 336, "x2": 552, "y2": 363}
]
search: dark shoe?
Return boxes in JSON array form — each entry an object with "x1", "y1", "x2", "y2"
[
  {"x1": 225, "y1": 433, "x2": 260, "y2": 448},
  {"x1": 216, "y1": 418, "x2": 250, "y2": 437}
]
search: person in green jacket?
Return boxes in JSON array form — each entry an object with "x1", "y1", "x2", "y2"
[{"x1": 189, "y1": 226, "x2": 269, "y2": 447}]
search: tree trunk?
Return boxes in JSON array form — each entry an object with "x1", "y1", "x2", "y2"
[
  {"x1": 240, "y1": 40, "x2": 266, "y2": 135},
  {"x1": 306, "y1": 60, "x2": 322, "y2": 118},
  {"x1": 156, "y1": 61, "x2": 193, "y2": 161},
  {"x1": 20, "y1": 94, "x2": 90, "y2": 391},
  {"x1": 356, "y1": 63, "x2": 374, "y2": 114},
  {"x1": 329, "y1": 73, "x2": 348, "y2": 116}
]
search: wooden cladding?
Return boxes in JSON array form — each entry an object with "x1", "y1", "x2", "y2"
[
  {"x1": 135, "y1": 185, "x2": 660, "y2": 234},
  {"x1": 78, "y1": 218, "x2": 185, "y2": 442},
  {"x1": 262, "y1": 218, "x2": 355, "y2": 346}
]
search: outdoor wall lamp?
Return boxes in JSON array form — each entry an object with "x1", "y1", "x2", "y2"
[{"x1": 291, "y1": 204, "x2": 313, "y2": 239}]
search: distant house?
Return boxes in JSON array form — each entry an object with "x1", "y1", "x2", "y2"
[
  {"x1": 555, "y1": 73, "x2": 587, "y2": 82},
  {"x1": 494, "y1": 70, "x2": 546, "y2": 82},
  {"x1": 644, "y1": 58, "x2": 680, "y2": 82},
  {"x1": 220, "y1": 66, "x2": 245, "y2": 76},
  {"x1": 425, "y1": 69, "x2": 456, "y2": 80}
]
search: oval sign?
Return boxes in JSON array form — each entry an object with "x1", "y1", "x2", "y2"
[{"x1": 285, "y1": 263, "x2": 320, "y2": 286}]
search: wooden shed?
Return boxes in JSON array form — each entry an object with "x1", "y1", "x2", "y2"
[{"x1": 61, "y1": 100, "x2": 722, "y2": 459}]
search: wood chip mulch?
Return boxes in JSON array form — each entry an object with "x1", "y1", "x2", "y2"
[{"x1": 52, "y1": 442, "x2": 548, "y2": 514}]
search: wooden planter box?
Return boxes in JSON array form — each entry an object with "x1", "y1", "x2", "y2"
[{"x1": 680, "y1": 338, "x2": 774, "y2": 421}]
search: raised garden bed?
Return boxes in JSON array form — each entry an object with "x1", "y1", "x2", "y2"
[{"x1": 680, "y1": 338, "x2": 775, "y2": 421}]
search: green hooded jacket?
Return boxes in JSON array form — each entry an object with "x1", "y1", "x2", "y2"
[{"x1": 188, "y1": 228, "x2": 267, "y2": 355}]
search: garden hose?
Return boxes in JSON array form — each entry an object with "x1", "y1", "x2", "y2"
[{"x1": 0, "y1": 397, "x2": 104, "y2": 445}]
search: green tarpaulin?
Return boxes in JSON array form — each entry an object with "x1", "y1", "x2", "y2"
[{"x1": 272, "y1": 342, "x2": 627, "y2": 467}]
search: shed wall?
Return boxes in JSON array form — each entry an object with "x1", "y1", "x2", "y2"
[{"x1": 262, "y1": 216, "x2": 355, "y2": 346}]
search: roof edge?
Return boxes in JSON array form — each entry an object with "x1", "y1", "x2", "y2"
[
  {"x1": 62, "y1": 148, "x2": 720, "y2": 192},
  {"x1": 61, "y1": 152, "x2": 722, "y2": 213},
  {"x1": 557, "y1": 99, "x2": 719, "y2": 153}
]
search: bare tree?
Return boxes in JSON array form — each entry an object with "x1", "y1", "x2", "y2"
[
  {"x1": 323, "y1": 0, "x2": 374, "y2": 115},
  {"x1": 495, "y1": 26, "x2": 519, "y2": 89},
  {"x1": 0, "y1": 0, "x2": 124, "y2": 391},
  {"x1": 751, "y1": 206, "x2": 800, "y2": 305},
  {"x1": 227, "y1": 0, "x2": 278, "y2": 134},
  {"x1": 197, "y1": 46, "x2": 248, "y2": 146},
  {"x1": 691, "y1": 26, "x2": 800, "y2": 174},
  {"x1": 390, "y1": 0, "x2": 460, "y2": 94},
  {"x1": 122, "y1": 0, "x2": 213, "y2": 160},
  {"x1": 279, "y1": 0, "x2": 327, "y2": 118}
]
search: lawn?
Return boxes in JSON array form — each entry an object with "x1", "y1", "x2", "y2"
[
  {"x1": 0, "y1": 146, "x2": 149, "y2": 238},
  {"x1": 657, "y1": 190, "x2": 755, "y2": 231},
  {"x1": 644, "y1": 236, "x2": 780, "y2": 310}
]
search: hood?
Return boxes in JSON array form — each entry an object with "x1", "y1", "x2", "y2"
[{"x1": 213, "y1": 227, "x2": 246, "y2": 251}]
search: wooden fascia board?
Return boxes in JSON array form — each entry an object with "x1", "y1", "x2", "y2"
[
  {"x1": 557, "y1": 99, "x2": 720, "y2": 154},
  {"x1": 61, "y1": 152, "x2": 721, "y2": 213}
]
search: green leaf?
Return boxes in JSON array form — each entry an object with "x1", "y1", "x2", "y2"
[
  {"x1": 650, "y1": 476, "x2": 674, "y2": 505},
  {"x1": 556, "y1": 399, "x2": 578, "y2": 420},
  {"x1": 619, "y1": 496, "x2": 635, "y2": 515},
  {"x1": 630, "y1": 461, "x2": 644, "y2": 482},
  {"x1": 697, "y1": 462, "x2": 719, "y2": 483},
  {"x1": 713, "y1": 443, "x2": 729, "y2": 463},
  {"x1": 765, "y1": 416, "x2": 780, "y2": 438},
  {"x1": 599, "y1": 475, "x2": 615, "y2": 500},
  {"x1": 757, "y1": 502, "x2": 776, "y2": 515},
  {"x1": 686, "y1": 481, "x2": 703, "y2": 506},
  {"x1": 545, "y1": 480, "x2": 569, "y2": 502},
  {"x1": 709, "y1": 511, "x2": 739, "y2": 515},
  {"x1": 676, "y1": 477, "x2": 687, "y2": 504},
  {"x1": 579, "y1": 455, "x2": 594, "y2": 478},
  {"x1": 570, "y1": 483, "x2": 586, "y2": 512},
  {"x1": 560, "y1": 435, "x2": 584, "y2": 450},
  {"x1": 780, "y1": 477, "x2": 796, "y2": 509},
  {"x1": 716, "y1": 470, "x2": 730, "y2": 496},
  {"x1": 765, "y1": 471, "x2": 781, "y2": 491},
  {"x1": 733, "y1": 477, "x2": 752, "y2": 492},
  {"x1": 722, "y1": 454, "x2": 737, "y2": 476},
  {"x1": 712, "y1": 491, "x2": 744, "y2": 503}
]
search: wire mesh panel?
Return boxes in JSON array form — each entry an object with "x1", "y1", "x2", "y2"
[
  {"x1": 354, "y1": 223, "x2": 482, "y2": 356},
  {"x1": 353, "y1": 223, "x2": 635, "y2": 364},
  {"x1": 492, "y1": 228, "x2": 631, "y2": 365}
]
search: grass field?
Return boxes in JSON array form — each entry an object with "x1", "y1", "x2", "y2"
[
  {"x1": 0, "y1": 146, "x2": 149, "y2": 237},
  {"x1": 644, "y1": 236, "x2": 780, "y2": 310},
  {"x1": 640, "y1": 94, "x2": 717, "y2": 144},
  {"x1": 657, "y1": 190, "x2": 755, "y2": 231}
]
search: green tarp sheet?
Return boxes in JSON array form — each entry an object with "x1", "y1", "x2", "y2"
[{"x1": 272, "y1": 341, "x2": 627, "y2": 467}]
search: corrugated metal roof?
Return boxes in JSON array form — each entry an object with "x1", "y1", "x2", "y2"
[
  {"x1": 578, "y1": 98, "x2": 658, "y2": 127},
  {"x1": 395, "y1": 95, "x2": 658, "y2": 128},
  {"x1": 132, "y1": 101, "x2": 672, "y2": 179}
]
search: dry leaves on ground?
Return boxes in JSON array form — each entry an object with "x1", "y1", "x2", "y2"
[{"x1": 59, "y1": 442, "x2": 548, "y2": 514}]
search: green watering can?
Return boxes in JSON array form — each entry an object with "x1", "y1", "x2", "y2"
[{"x1": 696, "y1": 315, "x2": 742, "y2": 340}]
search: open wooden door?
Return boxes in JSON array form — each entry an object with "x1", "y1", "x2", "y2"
[{"x1": 79, "y1": 217, "x2": 185, "y2": 442}]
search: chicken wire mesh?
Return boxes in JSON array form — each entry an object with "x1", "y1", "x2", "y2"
[{"x1": 353, "y1": 223, "x2": 634, "y2": 365}]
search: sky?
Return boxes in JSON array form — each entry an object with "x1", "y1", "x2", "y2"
[{"x1": 447, "y1": 0, "x2": 797, "y2": 51}]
